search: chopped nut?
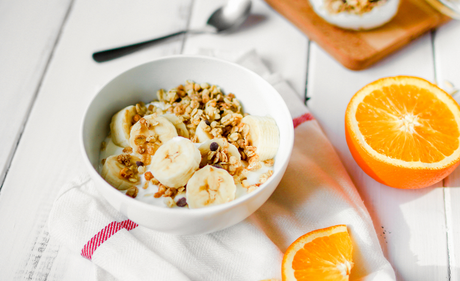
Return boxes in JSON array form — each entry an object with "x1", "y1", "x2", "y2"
[
  {"x1": 133, "y1": 114, "x2": 141, "y2": 123},
  {"x1": 100, "y1": 141, "x2": 107, "y2": 151},
  {"x1": 134, "y1": 135, "x2": 147, "y2": 145},
  {"x1": 146, "y1": 143, "x2": 157, "y2": 155},
  {"x1": 259, "y1": 170, "x2": 274, "y2": 184},
  {"x1": 123, "y1": 147, "x2": 133, "y2": 153},
  {"x1": 158, "y1": 184, "x2": 166, "y2": 194},
  {"x1": 164, "y1": 197, "x2": 176, "y2": 208},
  {"x1": 137, "y1": 146, "x2": 146, "y2": 154},
  {"x1": 151, "y1": 178, "x2": 160, "y2": 185},
  {"x1": 117, "y1": 154, "x2": 132, "y2": 166},
  {"x1": 137, "y1": 166, "x2": 146, "y2": 174},
  {"x1": 229, "y1": 156, "x2": 238, "y2": 165},
  {"x1": 145, "y1": 171, "x2": 154, "y2": 181},
  {"x1": 143, "y1": 181, "x2": 149, "y2": 189},
  {"x1": 126, "y1": 186, "x2": 139, "y2": 198},
  {"x1": 136, "y1": 102, "x2": 147, "y2": 115},
  {"x1": 263, "y1": 159, "x2": 275, "y2": 167}
]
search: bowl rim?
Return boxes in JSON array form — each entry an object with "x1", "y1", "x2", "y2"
[{"x1": 80, "y1": 54, "x2": 294, "y2": 216}]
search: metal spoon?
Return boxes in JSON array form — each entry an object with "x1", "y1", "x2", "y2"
[{"x1": 92, "y1": 0, "x2": 252, "y2": 63}]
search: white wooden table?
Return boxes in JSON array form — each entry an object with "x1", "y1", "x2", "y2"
[{"x1": 0, "y1": 0, "x2": 459, "y2": 280}]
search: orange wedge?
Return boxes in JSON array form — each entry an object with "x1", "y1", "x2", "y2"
[
  {"x1": 345, "y1": 76, "x2": 460, "y2": 189},
  {"x1": 282, "y1": 225, "x2": 354, "y2": 281}
]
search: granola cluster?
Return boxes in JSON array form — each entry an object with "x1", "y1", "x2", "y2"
[
  {"x1": 325, "y1": 0, "x2": 386, "y2": 15},
  {"x1": 102, "y1": 80, "x2": 274, "y2": 205},
  {"x1": 116, "y1": 154, "x2": 139, "y2": 184}
]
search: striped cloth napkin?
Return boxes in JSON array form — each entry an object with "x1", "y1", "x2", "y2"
[{"x1": 48, "y1": 50, "x2": 396, "y2": 281}]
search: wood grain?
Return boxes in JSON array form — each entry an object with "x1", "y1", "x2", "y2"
[
  {"x1": 264, "y1": 0, "x2": 450, "y2": 70},
  {"x1": 0, "y1": 0, "x2": 73, "y2": 188},
  {"x1": 306, "y1": 33, "x2": 449, "y2": 279},
  {"x1": 435, "y1": 20, "x2": 460, "y2": 281},
  {"x1": 0, "y1": 0, "x2": 192, "y2": 280}
]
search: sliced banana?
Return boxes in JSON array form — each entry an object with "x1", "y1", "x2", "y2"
[
  {"x1": 195, "y1": 120, "x2": 213, "y2": 142},
  {"x1": 149, "y1": 137, "x2": 201, "y2": 188},
  {"x1": 110, "y1": 105, "x2": 137, "y2": 148},
  {"x1": 241, "y1": 115, "x2": 280, "y2": 161},
  {"x1": 186, "y1": 165, "x2": 236, "y2": 209},
  {"x1": 101, "y1": 154, "x2": 140, "y2": 190},
  {"x1": 198, "y1": 138, "x2": 241, "y2": 167},
  {"x1": 162, "y1": 113, "x2": 189, "y2": 138},
  {"x1": 129, "y1": 114, "x2": 178, "y2": 155}
]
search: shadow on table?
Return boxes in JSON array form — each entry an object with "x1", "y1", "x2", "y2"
[
  {"x1": 237, "y1": 14, "x2": 266, "y2": 32},
  {"x1": 361, "y1": 183, "x2": 452, "y2": 280}
]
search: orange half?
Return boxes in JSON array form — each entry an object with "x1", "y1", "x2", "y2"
[
  {"x1": 282, "y1": 225, "x2": 353, "y2": 281},
  {"x1": 345, "y1": 76, "x2": 460, "y2": 189}
]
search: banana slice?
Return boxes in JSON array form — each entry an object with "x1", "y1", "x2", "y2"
[
  {"x1": 129, "y1": 114, "x2": 178, "y2": 155},
  {"x1": 149, "y1": 137, "x2": 201, "y2": 188},
  {"x1": 101, "y1": 154, "x2": 141, "y2": 190},
  {"x1": 241, "y1": 115, "x2": 280, "y2": 161},
  {"x1": 186, "y1": 165, "x2": 236, "y2": 208},
  {"x1": 198, "y1": 138, "x2": 241, "y2": 167},
  {"x1": 110, "y1": 105, "x2": 137, "y2": 148},
  {"x1": 161, "y1": 113, "x2": 189, "y2": 138},
  {"x1": 195, "y1": 120, "x2": 213, "y2": 142}
]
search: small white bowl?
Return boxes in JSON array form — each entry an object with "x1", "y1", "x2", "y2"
[
  {"x1": 310, "y1": 0, "x2": 400, "y2": 30},
  {"x1": 81, "y1": 55, "x2": 294, "y2": 235}
]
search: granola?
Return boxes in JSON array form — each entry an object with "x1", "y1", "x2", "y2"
[
  {"x1": 324, "y1": 0, "x2": 387, "y2": 15},
  {"x1": 99, "y1": 80, "x2": 278, "y2": 208}
]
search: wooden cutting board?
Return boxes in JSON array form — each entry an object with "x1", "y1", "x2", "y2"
[{"x1": 264, "y1": 0, "x2": 451, "y2": 70}]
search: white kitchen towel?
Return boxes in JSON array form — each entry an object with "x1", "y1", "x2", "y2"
[{"x1": 48, "y1": 50, "x2": 396, "y2": 281}]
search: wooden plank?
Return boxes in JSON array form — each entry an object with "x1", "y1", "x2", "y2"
[
  {"x1": 0, "y1": 0, "x2": 192, "y2": 279},
  {"x1": 434, "y1": 20, "x2": 460, "y2": 281},
  {"x1": 306, "y1": 33, "x2": 449, "y2": 279},
  {"x1": 182, "y1": 0, "x2": 308, "y2": 98},
  {"x1": 264, "y1": 0, "x2": 450, "y2": 70},
  {"x1": 0, "y1": 0, "x2": 73, "y2": 187}
]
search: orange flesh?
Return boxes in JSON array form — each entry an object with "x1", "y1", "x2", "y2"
[
  {"x1": 355, "y1": 84, "x2": 460, "y2": 163},
  {"x1": 292, "y1": 232, "x2": 353, "y2": 280}
]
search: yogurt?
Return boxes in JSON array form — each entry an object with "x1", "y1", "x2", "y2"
[{"x1": 99, "y1": 136, "x2": 273, "y2": 208}]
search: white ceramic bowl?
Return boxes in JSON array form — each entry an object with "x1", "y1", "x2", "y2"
[{"x1": 81, "y1": 55, "x2": 294, "y2": 235}]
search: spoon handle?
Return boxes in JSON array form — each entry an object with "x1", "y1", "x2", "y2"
[{"x1": 92, "y1": 30, "x2": 187, "y2": 63}]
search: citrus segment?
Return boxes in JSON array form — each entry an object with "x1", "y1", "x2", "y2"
[
  {"x1": 345, "y1": 76, "x2": 460, "y2": 189},
  {"x1": 282, "y1": 225, "x2": 353, "y2": 281}
]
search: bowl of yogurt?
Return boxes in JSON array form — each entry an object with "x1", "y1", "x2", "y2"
[
  {"x1": 81, "y1": 55, "x2": 294, "y2": 235},
  {"x1": 310, "y1": 0, "x2": 401, "y2": 30}
]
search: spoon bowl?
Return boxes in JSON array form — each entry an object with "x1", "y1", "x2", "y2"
[
  {"x1": 208, "y1": 0, "x2": 252, "y2": 32},
  {"x1": 92, "y1": 0, "x2": 252, "y2": 63}
]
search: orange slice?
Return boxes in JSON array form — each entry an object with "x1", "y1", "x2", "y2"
[
  {"x1": 345, "y1": 76, "x2": 460, "y2": 189},
  {"x1": 282, "y1": 225, "x2": 354, "y2": 281}
]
